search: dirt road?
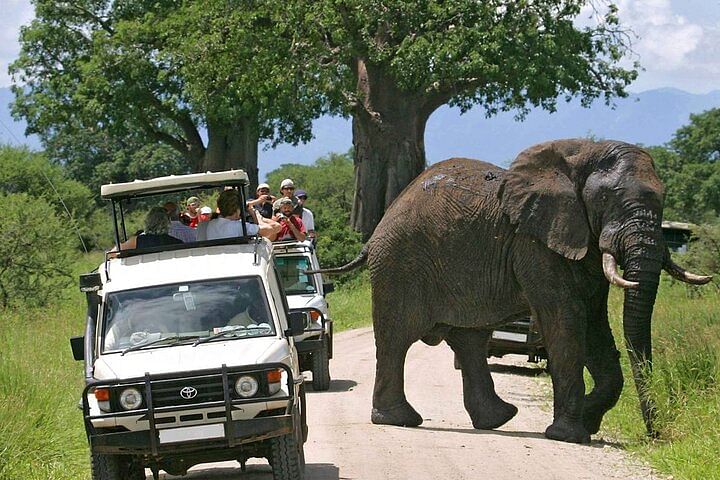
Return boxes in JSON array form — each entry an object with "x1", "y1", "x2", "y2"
[{"x1": 154, "y1": 327, "x2": 661, "y2": 480}]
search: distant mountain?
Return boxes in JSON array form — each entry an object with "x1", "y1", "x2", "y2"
[{"x1": 2, "y1": 86, "x2": 719, "y2": 178}]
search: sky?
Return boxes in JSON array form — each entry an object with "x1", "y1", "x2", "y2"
[{"x1": 2, "y1": 0, "x2": 719, "y2": 93}]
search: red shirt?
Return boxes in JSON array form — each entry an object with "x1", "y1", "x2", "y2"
[
  {"x1": 182, "y1": 212, "x2": 199, "y2": 228},
  {"x1": 276, "y1": 215, "x2": 305, "y2": 241}
]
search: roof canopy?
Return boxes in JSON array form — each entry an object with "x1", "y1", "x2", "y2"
[{"x1": 101, "y1": 170, "x2": 249, "y2": 200}]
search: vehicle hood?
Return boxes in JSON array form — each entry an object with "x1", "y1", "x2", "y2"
[{"x1": 94, "y1": 337, "x2": 291, "y2": 380}]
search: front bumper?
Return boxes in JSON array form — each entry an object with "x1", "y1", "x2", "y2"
[{"x1": 83, "y1": 363, "x2": 298, "y2": 456}]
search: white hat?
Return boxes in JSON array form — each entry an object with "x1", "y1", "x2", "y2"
[
  {"x1": 199, "y1": 206, "x2": 212, "y2": 214},
  {"x1": 280, "y1": 178, "x2": 295, "y2": 189},
  {"x1": 256, "y1": 183, "x2": 270, "y2": 191}
]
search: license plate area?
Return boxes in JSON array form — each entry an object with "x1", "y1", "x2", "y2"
[{"x1": 159, "y1": 423, "x2": 225, "y2": 444}]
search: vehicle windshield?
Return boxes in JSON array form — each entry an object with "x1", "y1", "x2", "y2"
[
  {"x1": 102, "y1": 277, "x2": 275, "y2": 353},
  {"x1": 275, "y1": 256, "x2": 316, "y2": 295}
]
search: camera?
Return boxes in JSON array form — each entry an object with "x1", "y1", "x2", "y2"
[{"x1": 276, "y1": 213, "x2": 286, "y2": 220}]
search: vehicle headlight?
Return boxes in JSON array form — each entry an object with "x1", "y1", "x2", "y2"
[
  {"x1": 235, "y1": 375, "x2": 259, "y2": 398},
  {"x1": 119, "y1": 387, "x2": 143, "y2": 410}
]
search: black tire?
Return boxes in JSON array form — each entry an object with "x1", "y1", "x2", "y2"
[
  {"x1": 300, "y1": 383, "x2": 309, "y2": 443},
  {"x1": 91, "y1": 453, "x2": 144, "y2": 480},
  {"x1": 311, "y1": 337, "x2": 331, "y2": 391},
  {"x1": 270, "y1": 430, "x2": 304, "y2": 480}
]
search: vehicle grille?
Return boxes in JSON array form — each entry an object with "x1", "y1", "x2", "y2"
[{"x1": 151, "y1": 375, "x2": 227, "y2": 408}]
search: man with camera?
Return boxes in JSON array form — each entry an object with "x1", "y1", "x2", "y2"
[
  {"x1": 272, "y1": 197, "x2": 306, "y2": 242},
  {"x1": 246, "y1": 183, "x2": 276, "y2": 219}
]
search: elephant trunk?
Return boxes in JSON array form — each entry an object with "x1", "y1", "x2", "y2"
[{"x1": 620, "y1": 238, "x2": 663, "y2": 437}]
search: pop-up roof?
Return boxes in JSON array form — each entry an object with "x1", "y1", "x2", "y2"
[{"x1": 100, "y1": 170, "x2": 249, "y2": 200}]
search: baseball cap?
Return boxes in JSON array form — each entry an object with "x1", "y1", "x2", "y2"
[
  {"x1": 199, "y1": 206, "x2": 212, "y2": 214},
  {"x1": 256, "y1": 183, "x2": 270, "y2": 191},
  {"x1": 186, "y1": 196, "x2": 200, "y2": 206},
  {"x1": 278, "y1": 197, "x2": 293, "y2": 206},
  {"x1": 295, "y1": 189, "x2": 307, "y2": 198},
  {"x1": 280, "y1": 179, "x2": 295, "y2": 189}
]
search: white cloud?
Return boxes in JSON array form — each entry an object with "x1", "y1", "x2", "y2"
[
  {"x1": 0, "y1": 0, "x2": 35, "y2": 87},
  {"x1": 616, "y1": 0, "x2": 704, "y2": 68}
]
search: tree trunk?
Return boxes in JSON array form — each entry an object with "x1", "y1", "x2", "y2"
[
  {"x1": 201, "y1": 117, "x2": 260, "y2": 187},
  {"x1": 350, "y1": 59, "x2": 430, "y2": 238}
]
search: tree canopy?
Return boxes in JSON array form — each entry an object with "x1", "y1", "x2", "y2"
[
  {"x1": 651, "y1": 108, "x2": 720, "y2": 223},
  {"x1": 285, "y1": 0, "x2": 639, "y2": 236},
  {"x1": 10, "y1": 0, "x2": 326, "y2": 187}
]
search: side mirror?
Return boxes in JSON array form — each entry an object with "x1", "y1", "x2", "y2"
[
  {"x1": 323, "y1": 282, "x2": 335, "y2": 294},
  {"x1": 70, "y1": 336, "x2": 85, "y2": 361},
  {"x1": 79, "y1": 272, "x2": 102, "y2": 292},
  {"x1": 286, "y1": 312, "x2": 306, "y2": 337}
]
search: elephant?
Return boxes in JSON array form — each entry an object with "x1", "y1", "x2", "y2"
[{"x1": 315, "y1": 139, "x2": 711, "y2": 443}]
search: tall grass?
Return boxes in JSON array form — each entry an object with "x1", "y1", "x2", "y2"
[
  {"x1": 601, "y1": 277, "x2": 720, "y2": 479},
  {"x1": 0, "y1": 253, "x2": 103, "y2": 480},
  {"x1": 326, "y1": 270, "x2": 373, "y2": 332}
]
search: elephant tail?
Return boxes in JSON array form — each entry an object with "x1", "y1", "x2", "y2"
[{"x1": 306, "y1": 246, "x2": 368, "y2": 275}]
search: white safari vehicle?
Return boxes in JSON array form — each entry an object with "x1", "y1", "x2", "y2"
[
  {"x1": 70, "y1": 171, "x2": 307, "y2": 480},
  {"x1": 272, "y1": 241, "x2": 334, "y2": 391}
]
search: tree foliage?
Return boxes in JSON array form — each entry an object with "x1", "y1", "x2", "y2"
[
  {"x1": 10, "y1": 0, "x2": 325, "y2": 187},
  {"x1": 283, "y1": 0, "x2": 639, "y2": 236},
  {"x1": 651, "y1": 108, "x2": 720, "y2": 223},
  {"x1": 266, "y1": 151, "x2": 364, "y2": 272},
  {"x1": 0, "y1": 145, "x2": 109, "y2": 249},
  {"x1": 0, "y1": 192, "x2": 76, "y2": 308}
]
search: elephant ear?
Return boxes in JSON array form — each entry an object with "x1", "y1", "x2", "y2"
[{"x1": 499, "y1": 142, "x2": 589, "y2": 260}]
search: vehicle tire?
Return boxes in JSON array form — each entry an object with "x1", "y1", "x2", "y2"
[
  {"x1": 311, "y1": 337, "x2": 331, "y2": 391},
  {"x1": 269, "y1": 430, "x2": 304, "y2": 480},
  {"x1": 91, "y1": 453, "x2": 144, "y2": 480}
]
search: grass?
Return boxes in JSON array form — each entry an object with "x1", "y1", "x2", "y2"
[
  {"x1": 0, "y1": 252, "x2": 103, "y2": 480},
  {"x1": 599, "y1": 276, "x2": 720, "y2": 480},
  {"x1": 326, "y1": 270, "x2": 373, "y2": 332},
  {"x1": 2, "y1": 257, "x2": 717, "y2": 480}
]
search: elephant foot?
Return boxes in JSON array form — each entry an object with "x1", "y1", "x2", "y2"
[
  {"x1": 582, "y1": 409, "x2": 605, "y2": 435},
  {"x1": 544, "y1": 418, "x2": 591, "y2": 444},
  {"x1": 371, "y1": 401, "x2": 423, "y2": 427},
  {"x1": 470, "y1": 399, "x2": 518, "y2": 430}
]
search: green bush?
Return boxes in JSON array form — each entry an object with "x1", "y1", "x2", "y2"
[
  {"x1": 0, "y1": 145, "x2": 111, "y2": 250},
  {"x1": 0, "y1": 193, "x2": 77, "y2": 308}
]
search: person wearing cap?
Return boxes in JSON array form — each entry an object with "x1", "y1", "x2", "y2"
[
  {"x1": 295, "y1": 190, "x2": 316, "y2": 244},
  {"x1": 199, "y1": 189, "x2": 280, "y2": 241},
  {"x1": 182, "y1": 196, "x2": 201, "y2": 228},
  {"x1": 198, "y1": 206, "x2": 213, "y2": 223},
  {"x1": 272, "y1": 178, "x2": 302, "y2": 215},
  {"x1": 164, "y1": 201, "x2": 197, "y2": 243},
  {"x1": 272, "y1": 197, "x2": 306, "y2": 242},
  {"x1": 246, "y1": 183, "x2": 276, "y2": 219}
]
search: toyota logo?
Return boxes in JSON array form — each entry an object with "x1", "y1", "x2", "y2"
[{"x1": 180, "y1": 386, "x2": 198, "y2": 400}]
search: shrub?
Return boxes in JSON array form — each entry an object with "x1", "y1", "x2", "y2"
[{"x1": 0, "y1": 193, "x2": 77, "y2": 308}]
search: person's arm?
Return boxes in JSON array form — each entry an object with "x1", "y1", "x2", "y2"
[
  {"x1": 284, "y1": 215, "x2": 306, "y2": 242},
  {"x1": 251, "y1": 208, "x2": 281, "y2": 240},
  {"x1": 108, "y1": 235, "x2": 138, "y2": 257}
]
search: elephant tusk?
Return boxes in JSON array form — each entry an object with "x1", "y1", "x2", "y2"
[
  {"x1": 602, "y1": 253, "x2": 640, "y2": 289},
  {"x1": 663, "y1": 259, "x2": 713, "y2": 285}
]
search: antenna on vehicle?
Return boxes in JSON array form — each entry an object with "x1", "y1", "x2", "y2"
[{"x1": 0, "y1": 116, "x2": 88, "y2": 253}]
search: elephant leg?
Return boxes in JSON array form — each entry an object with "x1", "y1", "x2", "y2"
[
  {"x1": 371, "y1": 328, "x2": 423, "y2": 427},
  {"x1": 583, "y1": 292, "x2": 623, "y2": 434},
  {"x1": 533, "y1": 304, "x2": 590, "y2": 444},
  {"x1": 446, "y1": 328, "x2": 518, "y2": 429}
]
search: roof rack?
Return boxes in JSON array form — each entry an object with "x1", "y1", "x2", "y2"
[
  {"x1": 101, "y1": 170, "x2": 249, "y2": 200},
  {"x1": 271, "y1": 240, "x2": 314, "y2": 255}
]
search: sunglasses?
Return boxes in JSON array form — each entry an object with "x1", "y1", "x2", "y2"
[{"x1": 282, "y1": 187, "x2": 295, "y2": 191}]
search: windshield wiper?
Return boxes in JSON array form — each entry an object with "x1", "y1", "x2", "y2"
[
  {"x1": 192, "y1": 326, "x2": 271, "y2": 347},
  {"x1": 121, "y1": 335, "x2": 200, "y2": 356}
]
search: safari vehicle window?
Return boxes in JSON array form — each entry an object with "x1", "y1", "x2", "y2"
[
  {"x1": 102, "y1": 277, "x2": 275, "y2": 353},
  {"x1": 275, "y1": 256, "x2": 316, "y2": 294}
]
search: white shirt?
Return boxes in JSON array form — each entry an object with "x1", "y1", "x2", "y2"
[
  {"x1": 198, "y1": 217, "x2": 259, "y2": 241},
  {"x1": 301, "y1": 207, "x2": 315, "y2": 231}
]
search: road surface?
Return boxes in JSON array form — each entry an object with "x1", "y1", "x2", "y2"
[{"x1": 151, "y1": 327, "x2": 661, "y2": 480}]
